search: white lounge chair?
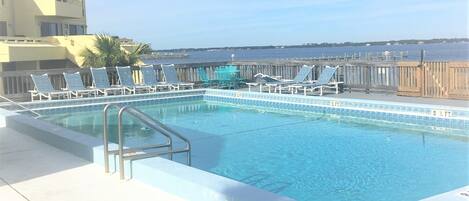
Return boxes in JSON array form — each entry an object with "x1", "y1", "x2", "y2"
[
  {"x1": 250, "y1": 65, "x2": 314, "y2": 93},
  {"x1": 115, "y1": 66, "x2": 152, "y2": 94},
  {"x1": 63, "y1": 72, "x2": 98, "y2": 98},
  {"x1": 295, "y1": 66, "x2": 343, "y2": 96},
  {"x1": 140, "y1": 65, "x2": 172, "y2": 92},
  {"x1": 30, "y1": 74, "x2": 70, "y2": 101},
  {"x1": 90, "y1": 67, "x2": 125, "y2": 96},
  {"x1": 161, "y1": 64, "x2": 194, "y2": 90}
]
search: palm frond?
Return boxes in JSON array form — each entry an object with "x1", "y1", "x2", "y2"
[{"x1": 81, "y1": 34, "x2": 149, "y2": 67}]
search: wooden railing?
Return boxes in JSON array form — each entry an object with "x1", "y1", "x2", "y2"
[
  {"x1": 397, "y1": 61, "x2": 469, "y2": 100},
  {"x1": 3, "y1": 60, "x2": 467, "y2": 100},
  {"x1": 0, "y1": 61, "x2": 399, "y2": 99}
]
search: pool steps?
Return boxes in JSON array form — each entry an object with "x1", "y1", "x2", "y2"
[{"x1": 103, "y1": 103, "x2": 192, "y2": 180}]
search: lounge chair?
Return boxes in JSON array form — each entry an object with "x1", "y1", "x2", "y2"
[
  {"x1": 63, "y1": 72, "x2": 98, "y2": 98},
  {"x1": 140, "y1": 65, "x2": 172, "y2": 92},
  {"x1": 30, "y1": 74, "x2": 70, "y2": 101},
  {"x1": 247, "y1": 65, "x2": 314, "y2": 93},
  {"x1": 90, "y1": 67, "x2": 125, "y2": 96},
  {"x1": 161, "y1": 64, "x2": 195, "y2": 90},
  {"x1": 246, "y1": 73, "x2": 283, "y2": 92},
  {"x1": 115, "y1": 66, "x2": 152, "y2": 94},
  {"x1": 294, "y1": 66, "x2": 343, "y2": 96}
]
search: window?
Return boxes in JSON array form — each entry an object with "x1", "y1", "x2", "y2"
[
  {"x1": 0, "y1": 21, "x2": 7, "y2": 36},
  {"x1": 41, "y1": 22, "x2": 63, "y2": 36},
  {"x1": 68, "y1": 24, "x2": 85, "y2": 35}
]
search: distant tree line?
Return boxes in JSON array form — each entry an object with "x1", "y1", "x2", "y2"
[{"x1": 157, "y1": 38, "x2": 469, "y2": 52}]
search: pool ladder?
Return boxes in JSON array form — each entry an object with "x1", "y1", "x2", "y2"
[
  {"x1": 0, "y1": 95, "x2": 41, "y2": 117},
  {"x1": 103, "y1": 104, "x2": 191, "y2": 180}
]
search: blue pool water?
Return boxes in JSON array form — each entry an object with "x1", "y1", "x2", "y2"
[{"x1": 41, "y1": 100, "x2": 469, "y2": 201}]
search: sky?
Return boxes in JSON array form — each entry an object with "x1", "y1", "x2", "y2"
[{"x1": 86, "y1": 0, "x2": 468, "y2": 50}]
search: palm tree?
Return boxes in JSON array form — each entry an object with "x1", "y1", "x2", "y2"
[
  {"x1": 81, "y1": 34, "x2": 151, "y2": 67},
  {"x1": 125, "y1": 43, "x2": 152, "y2": 67}
]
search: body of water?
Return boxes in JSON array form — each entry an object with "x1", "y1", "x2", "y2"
[{"x1": 146, "y1": 43, "x2": 469, "y2": 64}]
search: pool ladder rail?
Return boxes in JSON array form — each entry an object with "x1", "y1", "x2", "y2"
[
  {"x1": 0, "y1": 95, "x2": 41, "y2": 117},
  {"x1": 103, "y1": 104, "x2": 191, "y2": 180}
]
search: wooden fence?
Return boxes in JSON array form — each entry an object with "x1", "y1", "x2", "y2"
[
  {"x1": 1, "y1": 60, "x2": 467, "y2": 100},
  {"x1": 397, "y1": 61, "x2": 469, "y2": 100}
]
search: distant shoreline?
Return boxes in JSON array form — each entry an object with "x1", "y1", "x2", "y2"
[{"x1": 156, "y1": 38, "x2": 468, "y2": 52}]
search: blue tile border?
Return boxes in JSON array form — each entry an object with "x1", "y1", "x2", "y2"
[
  {"x1": 8, "y1": 89, "x2": 469, "y2": 131},
  {"x1": 203, "y1": 90, "x2": 469, "y2": 131}
]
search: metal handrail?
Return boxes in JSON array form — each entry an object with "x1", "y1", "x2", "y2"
[
  {"x1": 103, "y1": 104, "x2": 191, "y2": 180},
  {"x1": 0, "y1": 95, "x2": 41, "y2": 117}
]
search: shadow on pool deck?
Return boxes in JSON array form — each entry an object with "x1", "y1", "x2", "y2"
[{"x1": 0, "y1": 127, "x2": 90, "y2": 186}]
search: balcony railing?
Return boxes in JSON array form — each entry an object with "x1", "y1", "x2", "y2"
[{"x1": 0, "y1": 37, "x2": 46, "y2": 44}]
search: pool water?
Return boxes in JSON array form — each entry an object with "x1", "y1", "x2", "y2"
[{"x1": 41, "y1": 100, "x2": 469, "y2": 201}]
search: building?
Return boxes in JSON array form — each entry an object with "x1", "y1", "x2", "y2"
[
  {"x1": 0, "y1": 0, "x2": 143, "y2": 97},
  {"x1": 0, "y1": 0, "x2": 140, "y2": 71},
  {"x1": 0, "y1": 0, "x2": 91, "y2": 71},
  {"x1": 0, "y1": 0, "x2": 87, "y2": 38}
]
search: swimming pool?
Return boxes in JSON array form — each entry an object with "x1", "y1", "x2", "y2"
[{"x1": 38, "y1": 97, "x2": 469, "y2": 201}]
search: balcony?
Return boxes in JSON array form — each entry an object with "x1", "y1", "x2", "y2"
[
  {"x1": 0, "y1": 37, "x2": 66, "y2": 62},
  {"x1": 34, "y1": 0, "x2": 85, "y2": 19}
]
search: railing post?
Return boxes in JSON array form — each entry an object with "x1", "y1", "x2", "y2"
[
  {"x1": 366, "y1": 65, "x2": 371, "y2": 94},
  {"x1": 118, "y1": 107, "x2": 126, "y2": 180},
  {"x1": 0, "y1": 63, "x2": 4, "y2": 96}
]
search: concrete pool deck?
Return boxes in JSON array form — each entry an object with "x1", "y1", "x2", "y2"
[
  {"x1": 0, "y1": 128, "x2": 185, "y2": 201},
  {"x1": 421, "y1": 186, "x2": 469, "y2": 201}
]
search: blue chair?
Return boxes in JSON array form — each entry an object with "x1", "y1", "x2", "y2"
[
  {"x1": 90, "y1": 67, "x2": 125, "y2": 96},
  {"x1": 116, "y1": 66, "x2": 152, "y2": 94},
  {"x1": 296, "y1": 66, "x2": 342, "y2": 96},
  {"x1": 161, "y1": 64, "x2": 195, "y2": 90},
  {"x1": 140, "y1": 65, "x2": 172, "y2": 92},
  {"x1": 197, "y1": 67, "x2": 216, "y2": 87},
  {"x1": 30, "y1": 74, "x2": 70, "y2": 101},
  {"x1": 264, "y1": 65, "x2": 315, "y2": 93},
  {"x1": 63, "y1": 72, "x2": 98, "y2": 98}
]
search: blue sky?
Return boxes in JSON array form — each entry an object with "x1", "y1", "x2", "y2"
[{"x1": 86, "y1": 0, "x2": 468, "y2": 49}]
